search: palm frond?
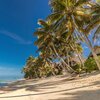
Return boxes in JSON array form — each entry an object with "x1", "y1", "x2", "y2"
[
  {"x1": 75, "y1": 0, "x2": 90, "y2": 7},
  {"x1": 93, "y1": 25, "x2": 100, "y2": 41},
  {"x1": 34, "y1": 31, "x2": 46, "y2": 36},
  {"x1": 38, "y1": 19, "x2": 49, "y2": 29},
  {"x1": 85, "y1": 17, "x2": 100, "y2": 34}
]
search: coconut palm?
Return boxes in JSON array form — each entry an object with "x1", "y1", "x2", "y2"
[
  {"x1": 81, "y1": 3, "x2": 100, "y2": 69},
  {"x1": 34, "y1": 19, "x2": 86, "y2": 76},
  {"x1": 48, "y1": 0, "x2": 100, "y2": 70},
  {"x1": 23, "y1": 56, "x2": 38, "y2": 79},
  {"x1": 34, "y1": 19, "x2": 77, "y2": 74}
]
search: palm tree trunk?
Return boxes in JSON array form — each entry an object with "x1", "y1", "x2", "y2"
[
  {"x1": 67, "y1": 52, "x2": 70, "y2": 66},
  {"x1": 83, "y1": 33, "x2": 100, "y2": 70},
  {"x1": 66, "y1": 52, "x2": 71, "y2": 72},
  {"x1": 46, "y1": 59, "x2": 56, "y2": 76},
  {"x1": 34, "y1": 69, "x2": 38, "y2": 78},
  {"x1": 50, "y1": 45, "x2": 69, "y2": 73},
  {"x1": 76, "y1": 52, "x2": 84, "y2": 75},
  {"x1": 75, "y1": 46, "x2": 85, "y2": 70},
  {"x1": 74, "y1": 21, "x2": 100, "y2": 70},
  {"x1": 51, "y1": 43, "x2": 75, "y2": 73}
]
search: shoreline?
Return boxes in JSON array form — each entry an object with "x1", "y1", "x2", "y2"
[
  {"x1": 0, "y1": 72, "x2": 100, "y2": 100},
  {"x1": 0, "y1": 71, "x2": 98, "y2": 87},
  {"x1": 0, "y1": 78, "x2": 25, "y2": 88}
]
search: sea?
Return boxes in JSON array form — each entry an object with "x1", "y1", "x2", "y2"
[
  {"x1": 0, "y1": 75, "x2": 23, "y2": 87},
  {"x1": 0, "y1": 67, "x2": 24, "y2": 87}
]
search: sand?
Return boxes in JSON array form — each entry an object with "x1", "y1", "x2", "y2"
[{"x1": 0, "y1": 72, "x2": 100, "y2": 100}]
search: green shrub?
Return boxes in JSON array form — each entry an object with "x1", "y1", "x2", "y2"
[{"x1": 84, "y1": 57, "x2": 98, "y2": 73}]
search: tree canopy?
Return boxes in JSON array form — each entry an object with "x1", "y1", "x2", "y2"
[{"x1": 23, "y1": 0, "x2": 100, "y2": 79}]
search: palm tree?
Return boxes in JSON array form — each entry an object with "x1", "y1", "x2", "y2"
[
  {"x1": 48, "y1": 0, "x2": 100, "y2": 70},
  {"x1": 34, "y1": 19, "x2": 76, "y2": 74},
  {"x1": 82, "y1": 3, "x2": 100, "y2": 69},
  {"x1": 34, "y1": 19, "x2": 87, "y2": 76},
  {"x1": 23, "y1": 56, "x2": 42, "y2": 79}
]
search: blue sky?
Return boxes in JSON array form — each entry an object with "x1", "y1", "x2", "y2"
[
  {"x1": 0, "y1": 0, "x2": 50, "y2": 78},
  {"x1": 0, "y1": 0, "x2": 97, "y2": 79}
]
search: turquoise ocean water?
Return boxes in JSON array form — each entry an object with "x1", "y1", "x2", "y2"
[
  {"x1": 0, "y1": 67, "x2": 23, "y2": 80},
  {"x1": 0, "y1": 67, "x2": 24, "y2": 86},
  {"x1": 0, "y1": 75, "x2": 23, "y2": 87},
  {"x1": 0, "y1": 75, "x2": 23, "y2": 82}
]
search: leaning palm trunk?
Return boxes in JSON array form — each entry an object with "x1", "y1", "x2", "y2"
[
  {"x1": 77, "y1": 53, "x2": 84, "y2": 68},
  {"x1": 76, "y1": 52, "x2": 84, "y2": 75},
  {"x1": 75, "y1": 47, "x2": 85, "y2": 71},
  {"x1": 47, "y1": 60, "x2": 56, "y2": 76},
  {"x1": 75, "y1": 25, "x2": 100, "y2": 70},
  {"x1": 34, "y1": 69, "x2": 38, "y2": 78},
  {"x1": 71, "y1": 43, "x2": 85, "y2": 70},
  {"x1": 51, "y1": 43, "x2": 75, "y2": 74},
  {"x1": 83, "y1": 33, "x2": 100, "y2": 70},
  {"x1": 66, "y1": 52, "x2": 72, "y2": 71}
]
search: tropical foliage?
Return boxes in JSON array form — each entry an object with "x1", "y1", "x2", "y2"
[
  {"x1": 84, "y1": 57, "x2": 100, "y2": 73},
  {"x1": 23, "y1": 0, "x2": 100, "y2": 79},
  {"x1": 23, "y1": 56, "x2": 66, "y2": 79}
]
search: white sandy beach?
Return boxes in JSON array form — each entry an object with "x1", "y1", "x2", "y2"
[{"x1": 0, "y1": 72, "x2": 100, "y2": 100}]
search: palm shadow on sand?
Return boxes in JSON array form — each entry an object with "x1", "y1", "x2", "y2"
[{"x1": 0, "y1": 73, "x2": 100, "y2": 99}]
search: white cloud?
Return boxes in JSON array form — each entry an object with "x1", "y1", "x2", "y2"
[{"x1": 0, "y1": 30, "x2": 32, "y2": 45}]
